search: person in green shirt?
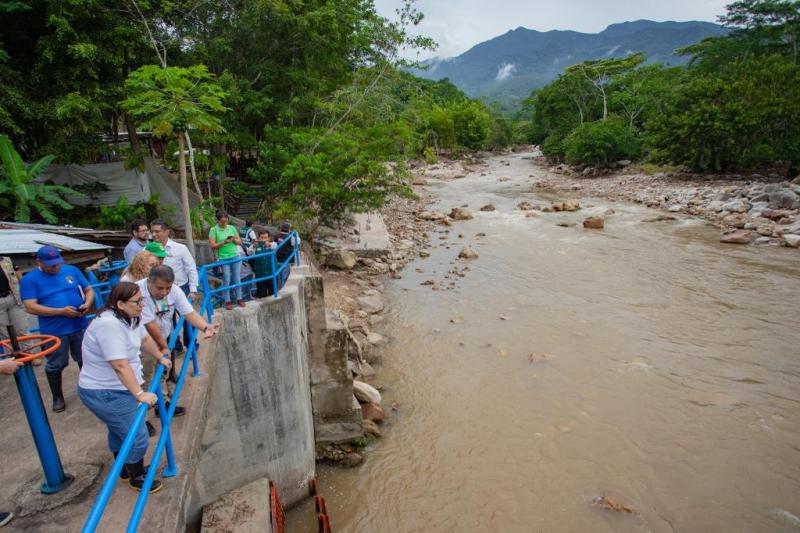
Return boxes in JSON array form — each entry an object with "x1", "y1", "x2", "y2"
[{"x1": 209, "y1": 210, "x2": 244, "y2": 310}]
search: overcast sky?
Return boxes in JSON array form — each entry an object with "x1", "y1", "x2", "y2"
[{"x1": 374, "y1": 0, "x2": 732, "y2": 59}]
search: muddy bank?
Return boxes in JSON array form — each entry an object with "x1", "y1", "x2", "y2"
[{"x1": 539, "y1": 158, "x2": 800, "y2": 248}]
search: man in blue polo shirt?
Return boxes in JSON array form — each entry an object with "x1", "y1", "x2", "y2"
[{"x1": 20, "y1": 246, "x2": 95, "y2": 412}]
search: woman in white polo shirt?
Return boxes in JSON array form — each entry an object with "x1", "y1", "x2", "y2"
[{"x1": 77, "y1": 281, "x2": 172, "y2": 493}]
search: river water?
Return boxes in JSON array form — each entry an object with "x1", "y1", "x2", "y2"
[{"x1": 289, "y1": 152, "x2": 800, "y2": 532}]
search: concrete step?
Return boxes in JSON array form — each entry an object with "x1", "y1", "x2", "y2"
[{"x1": 201, "y1": 478, "x2": 274, "y2": 533}]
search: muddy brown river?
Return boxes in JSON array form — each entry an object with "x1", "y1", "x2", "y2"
[{"x1": 288, "y1": 153, "x2": 800, "y2": 532}]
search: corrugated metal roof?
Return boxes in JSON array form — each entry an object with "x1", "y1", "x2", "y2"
[{"x1": 0, "y1": 229, "x2": 111, "y2": 255}]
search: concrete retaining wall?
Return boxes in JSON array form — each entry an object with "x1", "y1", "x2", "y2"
[{"x1": 193, "y1": 280, "x2": 315, "y2": 510}]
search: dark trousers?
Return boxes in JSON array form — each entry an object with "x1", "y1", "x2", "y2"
[
  {"x1": 173, "y1": 283, "x2": 193, "y2": 351},
  {"x1": 255, "y1": 279, "x2": 274, "y2": 298}
]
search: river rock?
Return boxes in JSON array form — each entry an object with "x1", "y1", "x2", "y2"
[
  {"x1": 357, "y1": 294, "x2": 384, "y2": 314},
  {"x1": 419, "y1": 250, "x2": 430, "y2": 258},
  {"x1": 353, "y1": 380, "x2": 382, "y2": 405},
  {"x1": 552, "y1": 200, "x2": 581, "y2": 212},
  {"x1": 479, "y1": 203, "x2": 496, "y2": 212},
  {"x1": 525, "y1": 212, "x2": 538, "y2": 218},
  {"x1": 720, "y1": 230, "x2": 753, "y2": 244},
  {"x1": 325, "y1": 249, "x2": 357, "y2": 270},
  {"x1": 583, "y1": 216, "x2": 605, "y2": 229},
  {"x1": 722, "y1": 213, "x2": 749, "y2": 228},
  {"x1": 497, "y1": 176, "x2": 510, "y2": 182},
  {"x1": 366, "y1": 332, "x2": 388, "y2": 346},
  {"x1": 449, "y1": 207, "x2": 474, "y2": 220},
  {"x1": 722, "y1": 199, "x2": 750, "y2": 213},
  {"x1": 668, "y1": 204, "x2": 683, "y2": 213},
  {"x1": 769, "y1": 189, "x2": 799, "y2": 209},
  {"x1": 342, "y1": 452, "x2": 364, "y2": 467},
  {"x1": 458, "y1": 245, "x2": 479, "y2": 259},
  {"x1": 783, "y1": 234, "x2": 800, "y2": 248},
  {"x1": 361, "y1": 403, "x2": 385, "y2": 424},
  {"x1": 362, "y1": 419, "x2": 382, "y2": 438},
  {"x1": 418, "y1": 210, "x2": 446, "y2": 221}
]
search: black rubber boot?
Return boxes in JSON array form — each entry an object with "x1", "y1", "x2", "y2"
[
  {"x1": 45, "y1": 372, "x2": 65, "y2": 413},
  {"x1": 126, "y1": 459, "x2": 162, "y2": 493}
]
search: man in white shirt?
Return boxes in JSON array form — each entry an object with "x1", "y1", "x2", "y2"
[
  {"x1": 150, "y1": 219, "x2": 199, "y2": 353},
  {"x1": 137, "y1": 265, "x2": 219, "y2": 417},
  {"x1": 150, "y1": 220, "x2": 198, "y2": 299}
]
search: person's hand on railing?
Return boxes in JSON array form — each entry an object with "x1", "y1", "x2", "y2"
[
  {"x1": 158, "y1": 354, "x2": 172, "y2": 370},
  {"x1": 137, "y1": 391, "x2": 158, "y2": 407},
  {"x1": 203, "y1": 323, "x2": 221, "y2": 339}
]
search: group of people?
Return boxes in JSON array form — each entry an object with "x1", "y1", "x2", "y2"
[{"x1": 0, "y1": 212, "x2": 299, "y2": 523}]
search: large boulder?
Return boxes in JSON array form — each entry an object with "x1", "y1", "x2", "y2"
[
  {"x1": 353, "y1": 380, "x2": 382, "y2": 404},
  {"x1": 361, "y1": 403, "x2": 385, "y2": 424},
  {"x1": 769, "y1": 189, "x2": 799, "y2": 209},
  {"x1": 583, "y1": 216, "x2": 605, "y2": 229},
  {"x1": 325, "y1": 249, "x2": 357, "y2": 270},
  {"x1": 722, "y1": 199, "x2": 750, "y2": 213},
  {"x1": 720, "y1": 230, "x2": 753, "y2": 244},
  {"x1": 417, "y1": 210, "x2": 447, "y2": 221},
  {"x1": 357, "y1": 294, "x2": 385, "y2": 314},
  {"x1": 458, "y1": 245, "x2": 479, "y2": 259},
  {"x1": 449, "y1": 208, "x2": 474, "y2": 220},
  {"x1": 783, "y1": 234, "x2": 800, "y2": 248},
  {"x1": 479, "y1": 203, "x2": 496, "y2": 212}
]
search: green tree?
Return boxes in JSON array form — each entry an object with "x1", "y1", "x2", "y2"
[
  {"x1": 566, "y1": 53, "x2": 646, "y2": 121},
  {"x1": 123, "y1": 64, "x2": 227, "y2": 252},
  {"x1": 562, "y1": 116, "x2": 642, "y2": 168},
  {"x1": 0, "y1": 134, "x2": 85, "y2": 223}
]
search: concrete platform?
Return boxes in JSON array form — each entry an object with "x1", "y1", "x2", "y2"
[
  {"x1": 201, "y1": 478, "x2": 273, "y2": 533},
  {"x1": 0, "y1": 329, "x2": 218, "y2": 532}
]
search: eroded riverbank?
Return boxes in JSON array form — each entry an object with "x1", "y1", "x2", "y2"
[{"x1": 291, "y1": 151, "x2": 800, "y2": 532}]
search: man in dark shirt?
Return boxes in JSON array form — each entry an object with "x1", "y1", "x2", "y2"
[{"x1": 20, "y1": 246, "x2": 95, "y2": 412}]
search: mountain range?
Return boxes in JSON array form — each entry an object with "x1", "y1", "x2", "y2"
[{"x1": 413, "y1": 20, "x2": 728, "y2": 109}]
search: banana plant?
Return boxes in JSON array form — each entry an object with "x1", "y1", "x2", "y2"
[{"x1": 0, "y1": 134, "x2": 84, "y2": 224}]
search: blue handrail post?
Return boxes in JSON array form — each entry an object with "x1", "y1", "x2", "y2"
[
  {"x1": 14, "y1": 362, "x2": 74, "y2": 494},
  {"x1": 154, "y1": 386, "x2": 178, "y2": 477},
  {"x1": 270, "y1": 254, "x2": 278, "y2": 299}
]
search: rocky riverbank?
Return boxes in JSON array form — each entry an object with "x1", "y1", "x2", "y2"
[{"x1": 537, "y1": 159, "x2": 800, "y2": 248}]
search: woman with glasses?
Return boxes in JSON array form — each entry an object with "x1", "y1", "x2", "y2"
[{"x1": 77, "y1": 282, "x2": 172, "y2": 493}]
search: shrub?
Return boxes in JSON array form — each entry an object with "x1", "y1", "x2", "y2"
[{"x1": 562, "y1": 117, "x2": 641, "y2": 167}]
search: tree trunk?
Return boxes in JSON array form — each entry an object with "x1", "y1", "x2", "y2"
[
  {"x1": 124, "y1": 113, "x2": 142, "y2": 157},
  {"x1": 184, "y1": 131, "x2": 204, "y2": 200},
  {"x1": 177, "y1": 134, "x2": 195, "y2": 255}
]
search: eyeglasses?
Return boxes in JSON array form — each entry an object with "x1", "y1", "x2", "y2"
[{"x1": 127, "y1": 297, "x2": 145, "y2": 306}]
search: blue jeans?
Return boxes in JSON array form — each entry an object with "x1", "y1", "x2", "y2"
[
  {"x1": 45, "y1": 330, "x2": 85, "y2": 374},
  {"x1": 78, "y1": 387, "x2": 149, "y2": 463},
  {"x1": 221, "y1": 261, "x2": 242, "y2": 303}
]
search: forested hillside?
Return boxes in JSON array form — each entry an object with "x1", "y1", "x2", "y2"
[
  {"x1": 522, "y1": 0, "x2": 800, "y2": 173},
  {"x1": 414, "y1": 20, "x2": 727, "y2": 109},
  {"x1": 0, "y1": 0, "x2": 514, "y2": 229}
]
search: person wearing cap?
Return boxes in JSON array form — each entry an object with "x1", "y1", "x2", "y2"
[
  {"x1": 143, "y1": 241, "x2": 167, "y2": 264},
  {"x1": 20, "y1": 246, "x2": 95, "y2": 412},
  {"x1": 124, "y1": 219, "x2": 150, "y2": 264},
  {"x1": 209, "y1": 210, "x2": 244, "y2": 310},
  {"x1": 150, "y1": 219, "x2": 199, "y2": 353}
]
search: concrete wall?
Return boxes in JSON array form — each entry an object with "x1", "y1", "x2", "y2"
[
  {"x1": 302, "y1": 269, "x2": 363, "y2": 442},
  {"x1": 194, "y1": 281, "x2": 316, "y2": 508}
]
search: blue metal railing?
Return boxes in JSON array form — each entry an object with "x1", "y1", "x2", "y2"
[{"x1": 82, "y1": 231, "x2": 301, "y2": 531}]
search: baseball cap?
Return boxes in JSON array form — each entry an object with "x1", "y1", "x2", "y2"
[
  {"x1": 37, "y1": 245, "x2": 65, "y2": 266},
  {"x1": 144, "y1": 241, "x2": 167, "y2": 258}
]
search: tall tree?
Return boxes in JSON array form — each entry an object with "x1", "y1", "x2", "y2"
[
  {"x1": 566, "y1": 53, "x2": 646, "y2": 121},
  {"x1": 124, "y1": 64, "x2": 227, "y2": 253}
]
